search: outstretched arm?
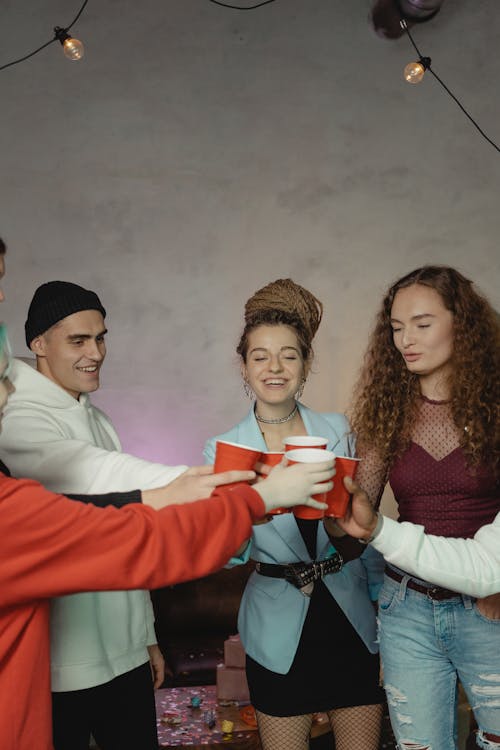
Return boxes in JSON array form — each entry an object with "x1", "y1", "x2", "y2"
[
  {"x1": 0, "y1": 475, "x2": 266, "y2": 606},
  {"x1": 337, "y1": 477, "x2": 500, "y2": 598},
  {"x1": 1, "y1": 458, "x2": 333, "y2": 606}
]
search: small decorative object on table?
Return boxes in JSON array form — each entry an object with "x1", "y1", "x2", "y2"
[
  {"x1": 161, "y1": 710, "x2": 183, "y2": 726},
  {"x1": 221, "y1": 719, "x2": 234, "y2": 735},
  {"x1": 204, "y1": 709, "x2": 217, "y2": 729}
]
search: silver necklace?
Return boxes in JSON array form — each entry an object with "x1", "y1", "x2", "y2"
[{"x1": 255, "y1": 404, "x2": 298, "y2": 424}]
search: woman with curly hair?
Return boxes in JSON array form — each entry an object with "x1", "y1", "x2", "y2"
[
  {"x1": 349, "y1": 265, "x2": 500, "y2": 750},
  {"x1": 204, "y1": 279, "x2": 385, "y2": 750}
]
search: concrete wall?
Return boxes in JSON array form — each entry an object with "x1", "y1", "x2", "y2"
[{"x1": 1, "y1": 1, "x2": 498, "y2": 516}]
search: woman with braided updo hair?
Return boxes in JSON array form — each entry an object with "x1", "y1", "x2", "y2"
[
  {"x1": 204, "y1": 279, "x2": 384, "y2": 750},
  {"x1": 349, "y1": 266, "x2": 500, "y2": 749}
]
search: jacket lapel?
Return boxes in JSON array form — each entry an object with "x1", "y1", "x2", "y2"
[
  {"x1": 299, "y1": 404, "x2": 344, "y2": 453},
  {"x1": 270, "y1": 513, "x2": 312, "y2": 560},
  {"x1": 316, "y1": 525, "x2": 334, "y2": 559},
  {"x1": 237, "y1": 407, "x2": 268, "y2": 452}
]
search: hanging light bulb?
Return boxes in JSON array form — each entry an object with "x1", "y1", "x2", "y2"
[
  {"x1": 54, "y1": 26, "x2": 84, "y2": 61},
  {"x1": 404, "y1": 61, "x2": 425, "y2": 83},
  {"x1": 403, "y1": 56, "x2": 431, "y2": 84},
  {"x1": 62, "y1": 36, "x2": 84, "y2": 60}
]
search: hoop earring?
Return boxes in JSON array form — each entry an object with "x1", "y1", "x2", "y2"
[
  {"x1": 295, "y1": 378, "x2": 306, "y2": 400},
  {"x1": 243, "y1": 380, "x2": 254, "y2": 399}
]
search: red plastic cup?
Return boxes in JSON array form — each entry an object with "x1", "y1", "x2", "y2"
[
  {"x1": 258, "y1": 451, "x2": 288, "y2": 515},
  {"x1": 325, "y1": 456, "x2": 361, "y2": 517},
  {"x1": 214, "y1": 440, "x2": 262, "y2": 489},
  {"x1": 258, "y1": 452, "x2": 285, "y2": 474},
  {"x1": 284, "y1": 448, "x2": 335, "y2": 520},
  {"x1": 283, "y1": 435, "x2": 328, "y2": 451}
]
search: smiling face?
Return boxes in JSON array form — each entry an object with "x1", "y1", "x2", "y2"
[
  {"x1": 242, "y1": 324, "x2": 307, "y2": 412},
  {"x1": 390, "y1": 283, "x2": 454, "y2": 392},
  {"x1": 30, "y1": 309, "x2": 107, "y2": 399}
]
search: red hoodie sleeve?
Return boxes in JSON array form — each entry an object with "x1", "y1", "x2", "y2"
[{"x1": 0, "y1": 475, "x2": 265, "y2": 606}]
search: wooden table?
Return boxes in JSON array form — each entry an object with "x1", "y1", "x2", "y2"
[{"x1": 155, "y1": 685, "x2": 332, "y2": 749}]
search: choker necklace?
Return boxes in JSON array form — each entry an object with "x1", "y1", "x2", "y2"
[{"x1": 255, "y1": 404, "x2": 298, "y2": 424}]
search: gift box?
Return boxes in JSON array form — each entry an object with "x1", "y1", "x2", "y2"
[
  {"x1": 224, "y1": 634, "x2": 246, "y2": 669},
  {"x1": 216, "y1": 663, "x2": 250, "y2": 702}
]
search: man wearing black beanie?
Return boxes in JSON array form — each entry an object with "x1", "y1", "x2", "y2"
[{"x1": 23, "y1": 281, "x2": 108, "y2": 399}]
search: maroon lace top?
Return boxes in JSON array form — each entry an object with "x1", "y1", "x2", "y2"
[{"x1": 357, "y1": 397, "x2": 499, "y2": 539}]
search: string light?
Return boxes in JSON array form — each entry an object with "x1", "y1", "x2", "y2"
[
  {"x1": 403, "y1": 55, "x2": 431, "y2": 84},
  {"x1": 404, "y1": 61, "x2": 426, "y2": 84},
  {"x1": 54, "y1": 27, "x2": 84, "y2": 61},
  {"x1": 400, "y1": 19, "x2": 500, "y2": 153},
  {"x1": 0, "y1": 0, "x2": 88, "y2": 72},
  {"x1": 1, "y1": 0, "x2": 498, "y2": 154}
]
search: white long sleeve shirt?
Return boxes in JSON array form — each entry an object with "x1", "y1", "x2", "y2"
[
  {"x1": 372, "y1": 513, "x2": 500, "y2": 597},
  {"x1": 0, "y1": 359, "x2": 187, "y2": 691}
]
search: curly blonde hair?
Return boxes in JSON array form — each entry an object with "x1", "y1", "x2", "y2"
[
  {"x1": 349, "y1": 266, "x2": 500, "y2": 475},
  {"x1": 237, "y1": 278, "x2": 323, "y2": 363}
]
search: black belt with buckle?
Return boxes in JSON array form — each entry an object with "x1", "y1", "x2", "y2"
[
  {"x1": 255, "y1": 553, "x2": 343, "y2": 597},
  {"x1": 385, "y1": 566, "x2": 462, "y2": 601}
]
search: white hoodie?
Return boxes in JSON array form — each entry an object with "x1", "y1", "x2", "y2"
[{"x1": 0, "y1": 359, "x2": 187, "y2": 691}]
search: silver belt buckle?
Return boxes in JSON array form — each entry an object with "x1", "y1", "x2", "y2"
[{"x1": 299, "y1": 581, "x2": 315, "y2": 597}]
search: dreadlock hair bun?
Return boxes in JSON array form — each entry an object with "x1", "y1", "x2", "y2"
[
  {"x1": 244, "y1": 278, "x2": 323, "y2": 340},
  {"x1": 237, "y1": 278, "x2": 323, "y2": 362}
]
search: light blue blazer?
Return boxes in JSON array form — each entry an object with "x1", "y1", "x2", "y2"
[{"x1": 204, "y1": 403, "x2": 384, "y2": 675}]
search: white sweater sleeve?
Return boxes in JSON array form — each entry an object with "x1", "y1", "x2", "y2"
[
  {"x1": 0, "y1": 407, "x2": 187, "y2": 494},
  {"x1": 372, "y1": 515, "x2": 500, "y2": 597}
]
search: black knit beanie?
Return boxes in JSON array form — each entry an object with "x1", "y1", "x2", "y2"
[{"x1": 25, "y1": 281, "x2": 106, "y2": 347}]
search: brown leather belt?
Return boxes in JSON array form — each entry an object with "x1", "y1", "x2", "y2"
[{"x1": 385, "y1": 566, "x2": 462, "y2": 601}]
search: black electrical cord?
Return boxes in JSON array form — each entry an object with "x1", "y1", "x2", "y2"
[
  {"x1": 0, "y1": 0, "x2": 89, "y2": 72},
  {"x1": 208, "y1": 0, "x2": 277, "y2": 9},
  {"x1": 66, "y1": 0, "x2": 89, "y2": 30},
  {"x1": 401, "y1": 20, "x2": 500, "y2": 154},
  {"x1": 0, "y1": 38, "x2": 55, "y2": 72}
]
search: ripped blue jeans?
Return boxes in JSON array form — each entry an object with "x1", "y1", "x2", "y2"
[{"x1": 379, "y1": 573, "x2": 500, "y2": 750}]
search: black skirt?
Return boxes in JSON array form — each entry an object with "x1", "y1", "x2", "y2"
[{"x1": 245, "y1": 519, "x2": 385, "y2": 717}]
